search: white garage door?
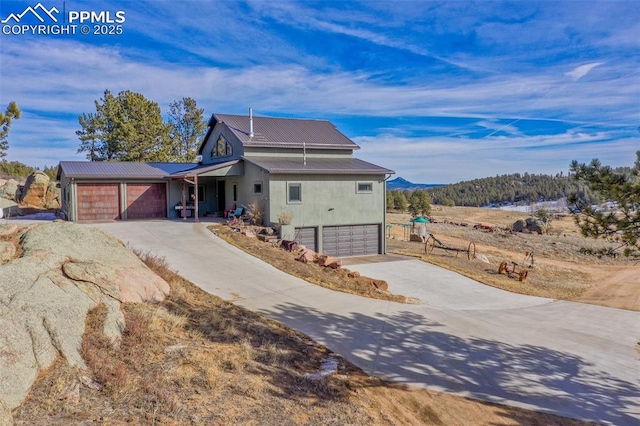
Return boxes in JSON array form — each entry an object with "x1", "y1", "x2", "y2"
[{"x1": 322, "y1": 224, "x2": 380, "y2": 257}]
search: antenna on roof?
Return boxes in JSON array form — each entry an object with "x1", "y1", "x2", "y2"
[{"x1": 249, "y1": 107, "x2": 254, "y2": 138}]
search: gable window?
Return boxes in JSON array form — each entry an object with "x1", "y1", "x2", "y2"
[
  {"x1": 288, "y1": 183, "x2": 302, "y2": 203},
  {"x1": 211, "y1": 135, "x2": 232, "y2": 158},
  {"x1": 254, "y1": 182, "x2": 263, "y2": 194},
  {"x1": 357, "y1": 182, "x2": 373, "y2": 193}
]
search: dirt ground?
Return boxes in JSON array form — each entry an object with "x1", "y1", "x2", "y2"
[{"x1": 387, "y1": 207, "x2": 640, "y2": 311}]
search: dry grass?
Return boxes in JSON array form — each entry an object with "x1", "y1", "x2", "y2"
[
  {"x1": 387, "y1": 208, "x2": 639, "y2": 307},
  {"x1": 211, "y1": 224, "x2": 413, "y2": 303},
  {"x1": 12, "y1": 250, "x2": 591, "y2": 425}
]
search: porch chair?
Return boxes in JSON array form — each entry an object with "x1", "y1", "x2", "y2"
[{"x1": 228, "y1": 206, "x2": 244, "y2": 220}]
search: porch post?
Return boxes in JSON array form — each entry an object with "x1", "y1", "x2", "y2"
[
  {"x1": 181, "y1": 180, "x2": 187, "y2": 220},
  {"x1": 194, "y1": 174, "x2": 199, "y2": 223}
]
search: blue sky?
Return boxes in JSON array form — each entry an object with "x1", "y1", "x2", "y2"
[{"x1": 1, "y1": 0, "x2": 638, "y2": 183}]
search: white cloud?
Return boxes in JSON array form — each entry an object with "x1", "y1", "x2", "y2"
[
  {"x1": 353, "y1": 131, "x2": 638, "y2": 183},
  {"x1": 565, "y1": 62, "x2": 604, "y2": 81}
]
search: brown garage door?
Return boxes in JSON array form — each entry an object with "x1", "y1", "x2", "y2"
[
  {"x1": 322, "y1": 224, "x2": 380, "y2": 257},
  {"x1": 77, "y1": 183, "x2": 120, "y2": 220},
  {"x1": 126, "y1": 183, "x2": 167, "y2": 219}
]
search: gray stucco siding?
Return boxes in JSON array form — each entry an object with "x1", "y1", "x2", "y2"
[
  {"x1": 236, "y1": 162, "x2": 270, "y2": 222},
  {"x1": 267, "y1": 174, "x2": 385, "y2": 227},
  {"x1": 200, "y1": 123, "x2": 244, "y2": 164}
]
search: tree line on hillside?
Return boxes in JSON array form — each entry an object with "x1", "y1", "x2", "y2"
[
  {"x1": 419, "y1": 172, "x2": 600, "y2": 207},
  {"x1": 77, "y1": 90, "x2": 207, "y2": 162},
  {"x1": 387, "y1": 189, "x2": 431, "y2": 216}
]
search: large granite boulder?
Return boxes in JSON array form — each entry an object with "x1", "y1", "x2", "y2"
[
  {"x1": 20, "y1": 171, "x2": 50, "y2": 207},
  {"x1": 525, "y1": 217, "x2": 546, "y2": 234},
  {"x1": 0, "y1": 222, "x2": 170, "y2": 420},
  {"x1": 512, "y1": 219, "x2": 526, "y2": 232},
  {"x1": 0, "y1": 197, "x2": 20, "y2": 219},
  {"x1": 0, "y1": 179, "x2": 20, "y2": 202},
  {"x1": 512, "y1": 217, "x2": 546, "y2": 234}
]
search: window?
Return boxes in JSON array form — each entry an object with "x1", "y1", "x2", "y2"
[
  {"x1": 357, "y1": 182, "x2": 373, "y2": 193},
  {"x1": 254, "y1": 182, "x2": 263, "y2": 194},
  {"x1": 233, "y1": 183, "x2": 238, "y2": 202},
  {"x1": 211, "y1": 135, "x2": 232, "y2": 158},
  {"x1": 188, "y1": 185, "x2": 206, "y2": 202},
  {"x1": 288, "y1": 183, "x2": 302, "y2": 203}
]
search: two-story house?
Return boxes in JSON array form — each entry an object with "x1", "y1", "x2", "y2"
[{"x1": 58, "y1": 111, "x2": 394, "y2": 256}]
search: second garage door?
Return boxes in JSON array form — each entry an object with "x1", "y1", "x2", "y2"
[
  {"x1": 126, "y1": 183, "x2": 167, "y2": 219},
  {"x1": 322, "y1": 224, "x2": 380, "y2": 257},
  {"x1": 294, "y1": 227, "x2": 317, "y2": 252}
]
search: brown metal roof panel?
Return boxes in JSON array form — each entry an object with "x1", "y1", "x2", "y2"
[
  {"x1": 244, "y1": 157, "x2": 394, "y2": 175},
  {"x1": 168, "y1": 159, "x2": 240, "y2": 177},
  {"x1": 214, "y1": 114, "x2": 360, "y2": 149},
  {"x1": 58, "y1": 161, "x2": 198, "y2": 179}
]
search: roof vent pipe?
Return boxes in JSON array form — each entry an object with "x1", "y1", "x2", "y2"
[{"x1": 249, "y1": 107, "x2": 254, "y2": 138}]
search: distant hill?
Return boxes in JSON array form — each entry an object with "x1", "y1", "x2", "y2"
[
  {"x1": 426, "y1": 173, "x2": 598, "y2": 207},
  {"x1": 387, "y1": 177, "x2": 443, "y2": 191}
]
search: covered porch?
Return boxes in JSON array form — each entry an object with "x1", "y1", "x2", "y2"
[{"x1": 168, "y1": 160, "x2": 243, "y2": 221}]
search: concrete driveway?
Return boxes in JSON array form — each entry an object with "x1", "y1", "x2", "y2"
[{"x1": 91, "y1": 220, "x2": 640, "y2": 425}]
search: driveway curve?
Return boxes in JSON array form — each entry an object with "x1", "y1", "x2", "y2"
[{"x1": 92, "y1": 220, "x2": 640, "y2": 425}]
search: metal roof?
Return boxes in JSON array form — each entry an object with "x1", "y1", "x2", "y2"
[
  {"x1": 58, "y1": 161, "x2": 199, "y2": 179},
  {"x1": 244, "y1": 157, "x2": 394, "y2": 175},
  {"x1": 212, "y1": 114, "x2": 360, "y2": 150},
  {"x1": 168, "y1": 159, "x2": 240, "y2": 177}
]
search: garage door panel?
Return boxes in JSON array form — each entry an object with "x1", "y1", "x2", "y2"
[
  {"x1": 323, "y1": 224, "x2": 380, "y2": 257},
  {"x1": 294, "y1": 227, "x2": 317, "y2": 252},
  {"x1": 77, "y1": 183, "x2": 120, "y2": 221},
  {"x1": 126, "y1": 183, "x2": 167, "y2": 219}
]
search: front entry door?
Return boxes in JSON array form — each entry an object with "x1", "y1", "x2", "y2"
[{"x1": 216, "y1": 180, "x2": 226, "y2": 213}]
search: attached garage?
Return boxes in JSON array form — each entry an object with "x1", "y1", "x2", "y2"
[
  {"x1": 294, "y1": 227, "x2": 317, "y2": 252},
  {"x1": 322, "y1": 224, "x2": 380, "y2": 257},
  {"x1": 76, "y1": 183, "x2": 121, "y2": 221},
  {"x1": 126, "y1": 183, "x2": 167, "y2": 219}
]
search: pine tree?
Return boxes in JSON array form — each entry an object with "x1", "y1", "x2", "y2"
[
  {"x1": 0, "y1": 102, "x2": 21, "y2": 158},
  {"x1": 569, "y1": 152, "x2": 640, "y2": 258},
  {"x1": 167, "y1": 97, "x2": 206, "y2": 162},
  {"x1": 77, "y1": 90, "x2": 171, "y2": 161}
]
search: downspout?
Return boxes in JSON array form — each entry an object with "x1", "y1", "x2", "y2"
[
  {"x1": 71, "y1": 178, "x2": 77, "y2": 221},
  {"x1": 194, "y1": 174, "x2": 199, "y2": 222},
  {"x1": 181, "y1": 180, "x2": 187, "y2": 220},
  {"x1": 383, "y1": 174, "x2": 393, "y2": 255}
]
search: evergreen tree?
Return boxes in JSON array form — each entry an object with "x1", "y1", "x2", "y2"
[
  {"x1": 394, "y1": 191, "x2": 408, "y2": 211},
  {"x1": 408, "y1": 189, "x2": 431, "y2": 216},
  {"x1": 386, "y1": 190, "x2": 395, "y2": 211},
  {"x1": 569, "y1": 152, "x2": 640, "y2": 257},
  {"x1": 167, "y1": 97, "x2": 207, "y2": 162},
  {"x1": 0, "y1": 102, "x2": 21, "y2": 158},
  {"x1": 77, "y1": 90, "x2": 171, "y2": 161}
]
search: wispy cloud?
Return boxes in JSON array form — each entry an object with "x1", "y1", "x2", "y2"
[{"x1": 565, "y1": 62, "x2": 604, "y2": 81}]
